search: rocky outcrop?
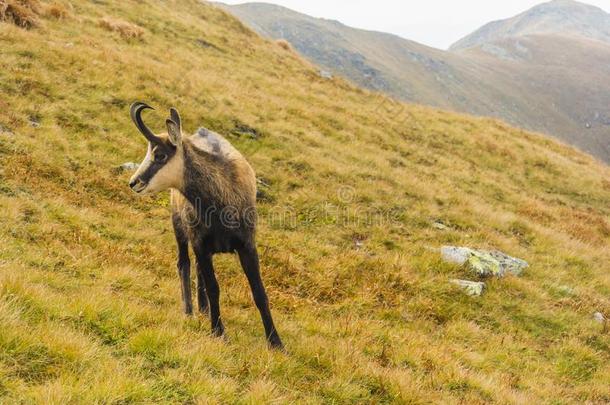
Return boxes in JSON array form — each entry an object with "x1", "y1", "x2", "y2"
[{"x1": 441, "y1": 246, "x2": 528, "y2": 277}]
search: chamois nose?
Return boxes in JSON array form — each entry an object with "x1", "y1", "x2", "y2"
[
  {"x1": 129, "y1": 177, "x2": 148, "y2": 193},
  {"x1": 129, "y1": 179, "x2": 142, "y2": 191}
]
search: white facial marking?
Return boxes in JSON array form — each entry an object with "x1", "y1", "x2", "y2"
[
  {"x1": 129, "y1": 143, "x2": 153, "y2": 191},
  {"x1": 146, "y1": 150, "x2": 184, "y2": 193},
  {"x1": 129, "y1": 143, "x2": 184, "y2": 195}
]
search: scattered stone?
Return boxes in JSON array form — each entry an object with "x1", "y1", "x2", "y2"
[
  {"x1": 557, "y1": 285, "x2": 575, "y2": 296},
  {"x1": 319, "y1": 70, "x2": 333, "y2": 79},
  {"x1": 433, "y1": 221, "x2": 448, "y2": 230},
  {"x1": 256, "y1": 177, "x2": 274, "y2": 202},
  {"x1": 29, "y1": 119, "x2": 40, "y2": 128},
  {"x1": 441, "y1": 246, "x2": 528, "y2": 277},
  {"x1": 118, "y1": 162, "x2": 139, "y2": 171},
  {"x1": 256, "y1": 188, "x2": 272, "y2": 202},
  {"x1": 196, "y1": 38, "x2": 212, "y2": 48},
  {"x1": 196, "y1": 38, "x2": 220, "y2": 51},
  {"x1": 231, "y1": 120, "x2": 261, "y2": 139},
  {"x1": 593, "y1": 312, "x2": 606, "y2": 323},
  {"x1": 450, "y1": 279, "x2": 486, "y2": 296},
  {"x1": 256, "y1": 177, "x2": 270, "y2": 188},
  {"x1": 102, "y1": 96, "x2": 127, "y2": 108}
]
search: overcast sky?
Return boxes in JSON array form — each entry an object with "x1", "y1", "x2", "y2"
[{"x1": 219, "y1": 0, "x2": 610, "y2": 49}]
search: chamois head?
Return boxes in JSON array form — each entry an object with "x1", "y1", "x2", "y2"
[{"x1": 129, "y1": 102, "x2": 185, "y2": 194}]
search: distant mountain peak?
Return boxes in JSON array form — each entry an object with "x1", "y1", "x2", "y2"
[
  {"x1": 535, "y1": 0, "x2": 597, "y2": 10},
  {"x1": 450, "y1": 0, "x2": 610, "y2": 50}
]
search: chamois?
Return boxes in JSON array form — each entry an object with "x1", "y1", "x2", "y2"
[{"x1": 128, "y1": 102, "x2": 283, "y2": 349}]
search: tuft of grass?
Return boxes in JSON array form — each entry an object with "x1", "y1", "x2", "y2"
[
  {"x1": 276, "y1": 38, "x2": 293, "y2": 51},
  {"x1": 555, "y1": 345, "x2": 601, "y2": 382},
  {"x1": 99, "y1": 16, "x2": 144, "y2": 40},
  {"x1": 0, "y1": 0, "x2": 42, "y2": 28},
  {"x1": 44, "y1": 1, "x2": 68, "y2": 19}
]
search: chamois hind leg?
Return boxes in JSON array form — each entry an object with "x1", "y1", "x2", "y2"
[
  {"x1": 237, "y1": 244, "x2": 283, "y2": 350},
  {"x1": 172, "y1": 214, "x2": 193, "y2": 315},
  {"x1": 193, "y1": 243, "x2": 225, "y2": 337},
  {"x1": 196, "y1": 266, "x2": 209, "y2": 315}
]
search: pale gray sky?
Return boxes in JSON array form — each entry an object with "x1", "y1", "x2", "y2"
[{"x1": 219, "y1": 0, "x2": 610, "y2": 49}]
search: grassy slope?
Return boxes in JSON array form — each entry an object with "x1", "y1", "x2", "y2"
[{"x1": 0, "y1": 1, "x2": 609, "y2": 403}]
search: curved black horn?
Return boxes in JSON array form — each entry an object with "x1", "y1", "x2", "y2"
[{"x1": 130, "y1": 102, "x2": 160, "y2": 143}]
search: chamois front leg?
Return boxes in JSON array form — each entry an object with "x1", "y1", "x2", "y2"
[
  {"x1": 237, "y1": 244, "x2": 284, "y2": 350},
  {"x1": 172, "y1": 215, "x2": 193, "y2": 315},
  {"x1": 193, "y1": 244, "x2": 225, "y2": 337}
]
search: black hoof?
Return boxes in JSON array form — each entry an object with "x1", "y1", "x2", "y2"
[
  {"x1": 211, "y1": 320, "x2": 225, "y2": 337},
  {"x1": 268, "y1": 334, "x2": 285, "y2": 351}
]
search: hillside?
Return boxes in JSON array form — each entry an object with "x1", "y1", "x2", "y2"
[
  {"x1": 450, "y1": 0, "x2": 610, "y2": 50},
  {"x1": 454, "y1": 33, "x2": 610, "y2": 161},
  {"x1": 1, "y1": 0, "x2": 610, "y2": 403},
  {"x1": 219, "y1": 1, "x2": 610, "y2": 163},
  {"x1": 216, "y1": 2, "x2": 473, "y2": 107}
]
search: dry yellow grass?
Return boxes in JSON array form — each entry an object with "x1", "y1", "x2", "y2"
[
  {"x1": 276, "y1": 38, "x2": 293, "y2": 51},
  {"x1": 0, "y1": 0, "x2": 609, "y2": 403},
  {"x1": 99, "y1": 16, "x2": 144, "y2": 40},
  {"x1": 44, "y1": 1, "x2": 69, "y2": 19}
]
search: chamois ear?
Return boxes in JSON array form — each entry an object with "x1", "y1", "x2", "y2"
[
  {"x1": 166, "y1": 119, "x2": 182, "y2": 146},
  {"x1": 169, "y1": 107, "x2": 181, "y2": 132}
]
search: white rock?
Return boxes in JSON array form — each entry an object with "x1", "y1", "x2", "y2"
[
  {"x1": 441, "y1": 246, "x2": 528, "y2": 277},
  {"x1": 319, "y1": 70, "x2": 333, "y2": 79},
  {"x1": 441, "y1": 246, "x2": 472, "y2": 265},
  {"x1": 119, "y1": 162, "x2": 139, "y2": 171},
  {"x1": 557, "y1": 285, "x2": 575, "y2": 295},
  {"x1": 593, "y1": 312, "x2": 606, "y2": 323},
  {"x1": 433, "y1": 221, "x2": 448, "y2": 230}
]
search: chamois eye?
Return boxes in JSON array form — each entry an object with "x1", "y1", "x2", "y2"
[{"x1": 154, "y1": 151, "x2": 168, "y2": 162}]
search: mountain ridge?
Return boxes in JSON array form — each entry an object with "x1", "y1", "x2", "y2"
[{"x1": 219, "y1": 1, "x2": 610, "y2": 164}]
